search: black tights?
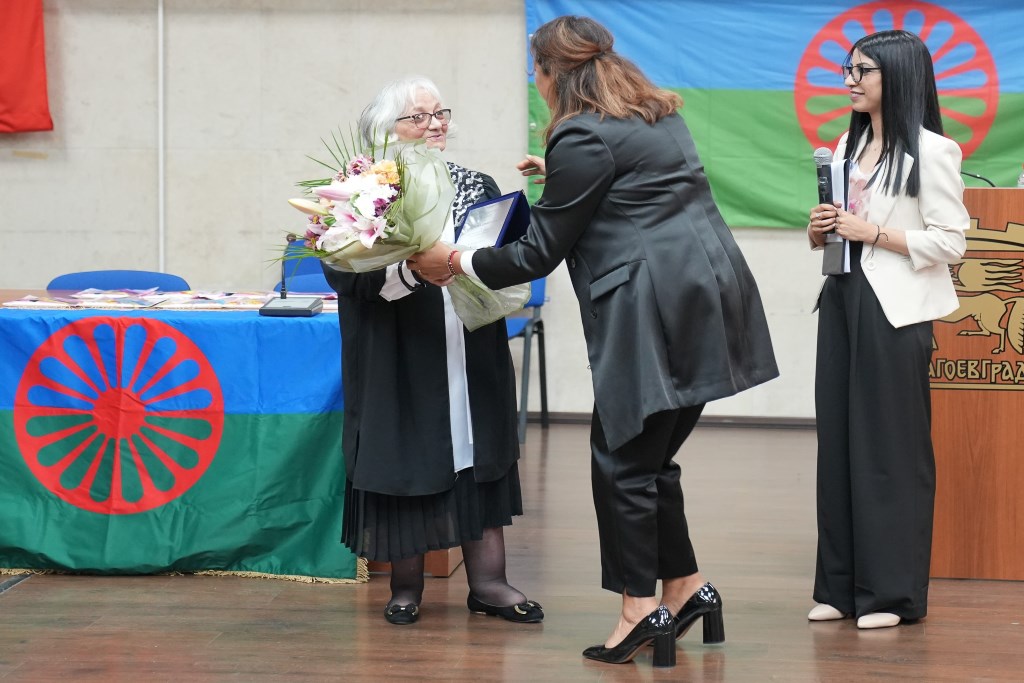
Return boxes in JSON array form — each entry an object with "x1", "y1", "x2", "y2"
[
  {"x1": 386, "y1": 527, "x2": 526, "y2": 608},
  {"x1": 387, "y1": 555, "x2": 425, "y2": 608}
]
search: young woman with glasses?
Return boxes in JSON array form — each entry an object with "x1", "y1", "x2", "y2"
[
  {"x1": 806, "y1": 30, "x2": 969, "y2": 629},
  {"x1": 322, "y1": 76, "x2": 542, "y2": 627}
]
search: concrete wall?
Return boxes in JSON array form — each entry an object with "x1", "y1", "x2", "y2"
[{"x1": 0, "y1": 0, "x2": 822, "y2": 419}]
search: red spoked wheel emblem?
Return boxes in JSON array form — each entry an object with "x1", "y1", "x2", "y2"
[
  {"x1": 796, "y1": 1, "x2": 998, "y2": 158},
  {"x1": 13, "y1": 317, "x2": 224, "y2": 515}
]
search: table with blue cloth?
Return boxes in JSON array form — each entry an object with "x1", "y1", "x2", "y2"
[{"x1": 0, "y1": 295, "x2": 361, "y2": 582}]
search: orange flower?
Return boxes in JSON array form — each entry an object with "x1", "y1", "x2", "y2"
[{"x1": 371, "y1": 160, "x2": 400, "y2": 185}]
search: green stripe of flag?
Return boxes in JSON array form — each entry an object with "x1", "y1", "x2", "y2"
[
  {"x1": 0, "y1": 412, "x2": 357, "y2": 580},
  {"x1": 528, "y1": 85, "x2": 1024, "y2": 227}
]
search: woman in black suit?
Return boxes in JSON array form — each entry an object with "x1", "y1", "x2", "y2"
[
  {"x1": 323, "y1": 76, "x2": 542, "y2": 627},
  {"x1": 411, "y1": 16, "x2": 777, "y2": 667}
]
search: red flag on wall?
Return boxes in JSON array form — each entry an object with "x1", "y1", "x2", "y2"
[{"x1": 0, "y1": 0, "x2": 53, "y2": 133}]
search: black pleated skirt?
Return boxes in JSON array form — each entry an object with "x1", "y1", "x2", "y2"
[{"x1": 341, "y1": 464, "x2": 523, "y2": 562}]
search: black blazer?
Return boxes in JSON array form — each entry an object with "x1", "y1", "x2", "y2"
[
  {"x1": 473, "y1": 113, "x2": 778, "y2": 451},
  {"x1": 324, "y1": 174, "x2": 519, "y2": 497}
]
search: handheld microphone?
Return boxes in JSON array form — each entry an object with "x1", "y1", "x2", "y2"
[{"x1": 814, "y1": 147, "x2": 835, "y2": 234}]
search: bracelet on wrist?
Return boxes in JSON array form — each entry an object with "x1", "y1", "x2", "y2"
[
  {"x1": 446, "y1": 250, "x2": 459, "y2": 277},
  {"x1": 871, "y1": 225, "x2": 889, "y2": 246},
  {"x1": 398, "y1": 261, "x2": 425, "y2": 291}
]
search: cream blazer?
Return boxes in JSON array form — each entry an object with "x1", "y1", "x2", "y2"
[{"x1": 813, "y1": 129, "x2": 969, "y2": 328}]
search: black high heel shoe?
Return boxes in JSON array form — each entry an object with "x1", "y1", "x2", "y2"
[
  {"x1": 582, "y1": 605, "x2": 676, "y2": 668},
  {"x1": 674, "y1": 582, "x2": 725, "y2": 644}
]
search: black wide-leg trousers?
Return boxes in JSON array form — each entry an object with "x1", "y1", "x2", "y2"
[
  {"x1": 814, "y1": 266, "x2": 936, "y2": 620},
  {"x1": 591, "y1": 404, "x2": 705, "y2": 596}
]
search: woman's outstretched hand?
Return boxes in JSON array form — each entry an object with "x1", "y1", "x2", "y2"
[
  {"x1": 408, "y1": 242, "x2": 459, "y2": 285},
  {"x1": 516, "y1": 154, "x2": 546, "y2": 184}
]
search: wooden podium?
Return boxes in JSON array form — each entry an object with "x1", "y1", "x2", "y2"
[{"x1": 930, "y1": 188, "x2": 1024, "y2": 580}]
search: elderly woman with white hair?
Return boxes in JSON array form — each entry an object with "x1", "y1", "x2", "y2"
[{"x1": 321, "y1": 76, "x2": 542, "y2": 627}]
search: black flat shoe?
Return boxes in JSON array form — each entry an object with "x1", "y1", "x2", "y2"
[
  {"x1": 582, "y1": 605, "x2": 676, "y2": 668},
  {"x1": 674, "y1": 582, "x2": 725, "y2": 644},
  {"x1": 466, "y1": 593, "x2": 544, "y2": 623},
  {"x1": 384, "y1": 603, "x2": 419, "y2": 625}
]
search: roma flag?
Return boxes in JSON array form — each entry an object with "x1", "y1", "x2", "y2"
[
  {"x1": 0, "y1": 309, "x2": 360, "y2": 581},
  {"x1": 0, "y1": 0, "x2": 53, "y2": 133},
  {"x1": 526, "y1": 1, "x2": 1024, "y2": 227}
]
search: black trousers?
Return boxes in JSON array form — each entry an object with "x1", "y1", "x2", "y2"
[
  {"x1": 814, "y1": 263, "x2": 935, "y2": 620},
  {"x1": 591, "y1": 404, "x2": 704, "y2": 596}
]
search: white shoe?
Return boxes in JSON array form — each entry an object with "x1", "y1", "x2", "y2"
[
  {"x1": 807, "y1": 603, "x2": 846, "y2": 621},
  {"x1": 857, "y1": 612, "x2": 900, "y2": 629}
]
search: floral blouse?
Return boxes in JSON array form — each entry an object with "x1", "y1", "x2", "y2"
[{"x1": 847, "y1": 162, "x2": 875, "y2": 230}]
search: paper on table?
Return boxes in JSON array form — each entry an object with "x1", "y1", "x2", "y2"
[
  {"x1": 1, "y1": 295, "x2": 80, "y2": 309},
  {"x1": 151, "y1": 291, "x2": 274, "y2": 309},
  {"x1": 72, "y1": 287, "x2": 159, "y2": 299},
  {"x1": 2, "y1": 293, "x2": 163, "y2": 309}
]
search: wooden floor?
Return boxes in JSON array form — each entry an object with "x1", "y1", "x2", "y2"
[{"x1": 1, "y1": 424, "x2": 1022, "y2": 681}]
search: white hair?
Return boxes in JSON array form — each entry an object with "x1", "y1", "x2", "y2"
[{"x1": 357, "y1": 76, "x2": 455, "y2": 147}]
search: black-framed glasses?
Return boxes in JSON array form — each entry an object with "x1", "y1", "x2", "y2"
[
  {"x1": 395, "y1": 109, "x2": 452, "y2": 129},
  {"x1": 841, "y1": 64, "x2": 881, "y2": 84}
]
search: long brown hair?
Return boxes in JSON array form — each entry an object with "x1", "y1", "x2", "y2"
[{"x1": 531, "y1": 16, "x2": 682, "y2": 143}]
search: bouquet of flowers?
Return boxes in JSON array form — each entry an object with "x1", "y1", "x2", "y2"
[
  {"x1": 288, "y1": 134, "x2": 455, "y2": 273},
  {"x1": 286, "y1": 133, "x2": 529, "y2": 330}
]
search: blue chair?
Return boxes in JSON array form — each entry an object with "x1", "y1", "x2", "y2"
[
  {"x1": 274, "y1": 271, "x2": 332, "y2": 293},
  {"x1": 47, "y1": 269, "x2": 190, "y2": 291},
  {"x1": 276, "y1": 236, "x2": 330, "y2": 292},
  {"x1": 506, "y1": 278, "x2": 548, "y2": 442},
  {"x1": 284, "y1": 239, "x2": 324, "y2": 277}
]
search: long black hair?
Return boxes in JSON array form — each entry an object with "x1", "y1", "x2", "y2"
[{"x1": 843, "y1": 30, "x2": 943, "y2": 198}]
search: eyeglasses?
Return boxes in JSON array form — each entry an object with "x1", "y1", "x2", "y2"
[
  {"x1": 395, "y1": 109, "x2": 452, "y2": 128},
  {"x1": 841, "y1": 64, "x2": 881, "y2": 84}
]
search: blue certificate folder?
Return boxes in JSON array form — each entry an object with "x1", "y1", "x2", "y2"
[{"x1": 455, "y1": 191, "x2": 531, "y2": 248}]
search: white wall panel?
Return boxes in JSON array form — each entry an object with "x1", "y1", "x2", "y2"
[{"x1": 0, "y1": 0, "x2": 820, "y2": 419}]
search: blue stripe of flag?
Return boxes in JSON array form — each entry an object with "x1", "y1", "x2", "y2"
[{"x1": 527, "y1": 0, "x2": 1024, "y2": 92}]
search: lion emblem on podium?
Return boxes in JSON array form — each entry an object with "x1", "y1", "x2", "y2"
[{"x1": 935, "y1": 216, "x2": 1024, "y2": 364}]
